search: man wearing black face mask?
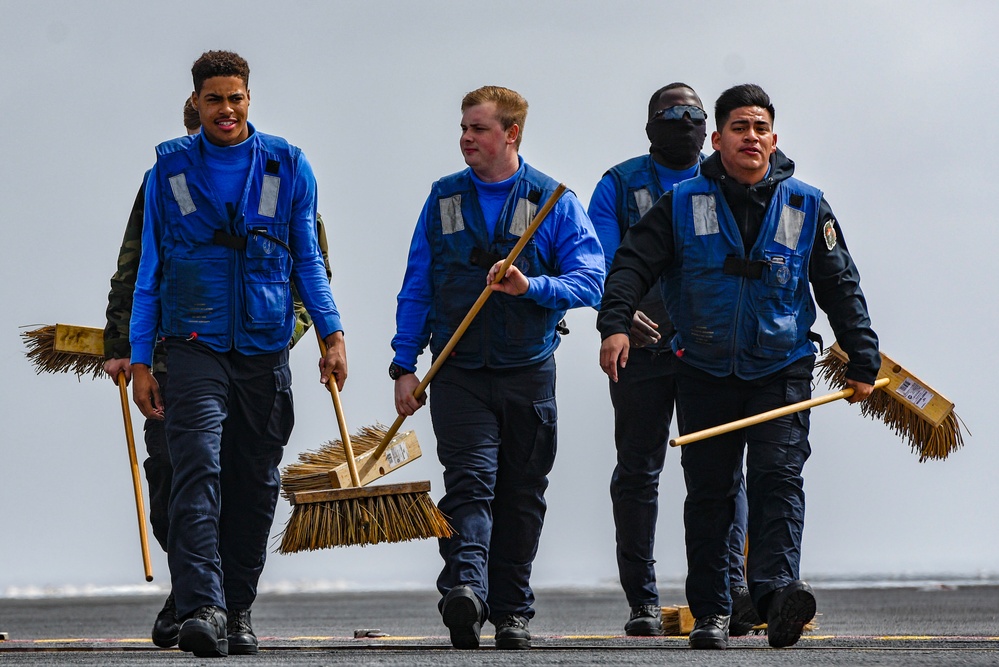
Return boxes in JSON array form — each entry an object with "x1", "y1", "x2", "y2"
[{"x1": 588, "y1": 83, "x2": 758, "y2": 637}]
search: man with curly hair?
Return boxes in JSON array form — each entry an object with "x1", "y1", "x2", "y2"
[{"x1": 129, "y1": 50, "x2": 346, "y2": 658}]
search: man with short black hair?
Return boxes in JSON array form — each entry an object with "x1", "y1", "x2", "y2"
[
  {"x1": 130, "y1": 50, "x2": 346, "y2": 658},
  {"x1": 104, "y1": 95, "x2": 332, "y2": 650},
  {"x1": 598, "y1": 83, "x2": 879, "y2": 650},
  {"x1": 588, "y1": 82, "x2": 756, "y2": 637}
]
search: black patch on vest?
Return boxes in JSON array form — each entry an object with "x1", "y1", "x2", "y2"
[
  {"x1": 789, "y1": 193, "x2": 804, "y2": 209},
  {"x1": 722, "y1": 255, "x2": 767, "y2": 279},
  {"x1": 469, "y1": 247, "x2": 504, "y2": 269},
  {"x1": 265, "y1": 159, "x2": 280, "y2": 175},
  {"x1": 527, "y1": 190, "x2": 541, "y2": 204}
]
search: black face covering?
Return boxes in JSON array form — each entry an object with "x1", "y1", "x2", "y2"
[{"x1": 646, "y1": 117, "x2": 706, "y2": 169}]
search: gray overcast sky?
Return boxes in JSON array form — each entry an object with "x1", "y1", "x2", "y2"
[{"x1": 2, "y1": 0, "x2": 997, "y2": 596}]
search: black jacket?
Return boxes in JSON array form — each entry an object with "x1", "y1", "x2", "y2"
[{"x1": 596, "y1": 149, "x2": 880, "y2": 384}]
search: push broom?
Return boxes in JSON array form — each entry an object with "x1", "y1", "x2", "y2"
[
  {"x1": 277, "y1": 331, "x2": 453, "y2": 552},
  {"x1": 670, "y1": 343, "x2": 966, "y2": 461},
  {"x1": 22, "y1": 323, "x2": 154, "y2": 581},
  {"x1": 279, "y1": 184, "x2": 568, "y2": 553}
]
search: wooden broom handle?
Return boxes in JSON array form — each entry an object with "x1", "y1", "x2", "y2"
[
  {"x1": 669, "y1": 376, "x2": 890, "y2": 447},
  {"x1": 359, "y1": 184, "x2": 568, "y2": 479},
  {"x1": 316, "y1": 330, "x2": 361, "y2": 487},
  {"x1": 116, "y1": 371, "x2": 154, "y2": 582}
]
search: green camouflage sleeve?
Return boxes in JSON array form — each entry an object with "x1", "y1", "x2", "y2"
[
  {"x1": 104, "y1": 183, "x2": 145, "y2": 361},
  {"x1": 289, "y1": 212, "x2": 333, "y2": 348}
]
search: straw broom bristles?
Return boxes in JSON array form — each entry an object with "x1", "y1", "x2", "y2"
[
  {"x1": 815, "y1": 350, "x2": 966, "y2": 461},
  {"x1": 21, "y1": 325, "x2": 105, "y2": 379},
  {"x1": 277, "y1": 487, "x2": 453, "y2": 553},
  {"x1": 280, "y1": 425, "x2": 390, "y2": 497}
]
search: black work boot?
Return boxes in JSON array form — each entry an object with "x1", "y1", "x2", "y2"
[
  {"x1": 729, "y1": 586, "x2": 763, "y2": 636},
  {"x1": 441, "y1": 585, "x2": 483, "y2": 649},
  {"x1": 624, "y1": 604, "x2": 663, "y2": 636},
  {"x1": 227, "y1": 608, "x2": 258, "y2": 655},
  {"x1": 767, "y1": 580, "x2": 816, "y2": 648},
  {"x1": 178, "y1": 605, "x2": 228, "y2": 658},
  {"x1": 493, "y1": 614, "x2": 531, "y2": 649},
  {"x1": 151, "y1": 592, "x2": 179, "y2": 648},
  {"x1": 688, "y1": 613, "x2": 730, "y2": 649}
]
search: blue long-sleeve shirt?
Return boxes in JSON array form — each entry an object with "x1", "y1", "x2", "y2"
[{"x1": 391, "y1": 160, "x2": 605, "y2": 371}]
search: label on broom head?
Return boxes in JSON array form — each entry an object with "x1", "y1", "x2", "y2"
[
  {"x1": 895, "y1": 377, "x2": 933, "y2": 409},
  {"x1": 385, "y1": 441, "x2": 410, "y2": 468}
]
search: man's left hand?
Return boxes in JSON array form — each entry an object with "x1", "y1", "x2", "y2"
[
  {"x1": 320, "y1": 331, "x2": 348, "y2": 390},
  {"x1": 487, "y1": 261, "x2": 529, "y2": 296}
]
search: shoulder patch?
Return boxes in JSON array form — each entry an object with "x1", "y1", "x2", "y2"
[{"x1": 823, "y1": 219, "x2": 838, "y2": 250}]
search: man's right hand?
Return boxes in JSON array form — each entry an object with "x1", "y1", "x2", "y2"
[
  {"x1": 394, "y1": 373, "x2": 426, "y2": 417},
  {"x1": 103, "y1": 358, "x2": 131, "y2": 384},
  {"x1": 599, "y1": 333, "x2": 631, "y2": 383},
  {"x1": 629, "y1": 310, "x2": 661, "y2": 348},
  {"x1": 131, "y1": 363, "x2": 164, "y2": 420}
]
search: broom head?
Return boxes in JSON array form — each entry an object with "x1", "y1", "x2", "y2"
[
  {"x1": 281, "y1": 428, "x2": 422, "y2": 496},
  {"x1": 277, "y1": 480, "x2": 453, "y2": 553},
  {"x1": 816, "y1": 343, "x2": 966, "y2": 461},
  {"x1": 22, "y1": 323, "x2": 106, "y2": 379}
]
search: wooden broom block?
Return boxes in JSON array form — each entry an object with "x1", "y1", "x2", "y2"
[
  {"x1": 326, "y1": 430, "x2": 422, "y2": 489},
  {"x1": 828, "y1": 342, "x2": 954, "y2": 428},
  {"x1": 288, "y1": 480, "x2": 432, "y2": 505},
  {"x1": 53, "y1": 323, "x2": 104, "y2": 356},
  {"x1": 677, "y1": 605, "x2": 695, "y2": 635}
]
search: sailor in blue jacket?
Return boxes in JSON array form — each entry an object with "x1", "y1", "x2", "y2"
[
  {"x1": 588, "y1": 82, "x2": 756, "y2": 637},
  {"x1": 129, "y1": 51, "x2": 346, "y2": 658},
  {"x1": 598, "y1": 84, "x2": 879, "y2": 650},
  {"x1": 391, "y1": 86, "x2": 604, "y2": 650}
]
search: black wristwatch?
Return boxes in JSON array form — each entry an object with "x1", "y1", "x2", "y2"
[{"x1": 388, "y1": 362, "x2": 414, "y2": 380}]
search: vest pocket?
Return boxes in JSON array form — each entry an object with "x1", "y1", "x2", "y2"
[
  {"x1": 168, "y1": 256, "x2": 229, "y2": 335},
  {"x1": 754, "y1": 311, "x2": 797, "y2": 358},
  {"x1": 244, "y1": 280, "x2": 289, "y2": 330},
  {"x1": 762, "y1": 253, "x2": 801, "y2": 298},
  {"x1": 245, "y1": 221, "x2": 290, "y2": 279}
]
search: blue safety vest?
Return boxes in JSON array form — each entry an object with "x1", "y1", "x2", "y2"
[
  {"x1": 606, "y1": 155, "x2": 667, "y2": 236},
  {"x1": 152, "y1": 131, "x2": 301, "y2": 353},
  {"x1": 664, "y1": 175, "x2": 821, "y2": 379},
  {"x1": 427, "y1": 165, "x2": 563, "y2": 368}
]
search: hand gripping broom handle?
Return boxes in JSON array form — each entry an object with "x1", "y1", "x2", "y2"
[
  {"x1": 359, "y1": 183, "x2": 568, "y2": 479},
  {"x1": 116, "y1": 371, "x2": 154, "y2": 582},
  {"x1": 669, "y1": 376, "x2": 890, "y2": 447},
  {"x1": 316, "y1": 330, "x2": 361, "y2": 487}
]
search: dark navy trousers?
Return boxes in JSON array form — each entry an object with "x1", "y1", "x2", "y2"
[
  {"x1": 430, "y1": 356, "x2": 557, "y2": 623},
  {"x1": 143, "y1": 371, "x2": 172, "y2": 553},
  {"x1": 163, "y1": 339, "x2": 294, "y2": 619},
  {"x1": 609, "y1": 348, "x2": 749, "y2": 607},
  {"x1": 676, "y1": 359, "x2": 812, "y2": 618}
]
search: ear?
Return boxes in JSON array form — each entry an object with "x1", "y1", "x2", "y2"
[
  {"x1": 506, "y1": 123, "x2": 520, "y2": 146},
  {"x1": 710, "y1": 130, "x2": 722, "y2": 151},
  {"x1": 190, "y1": 91, "x2": 198, "y2": 108},
  {"x1": 246, "y1": 88, "x2": 251, "y2": 106}
]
